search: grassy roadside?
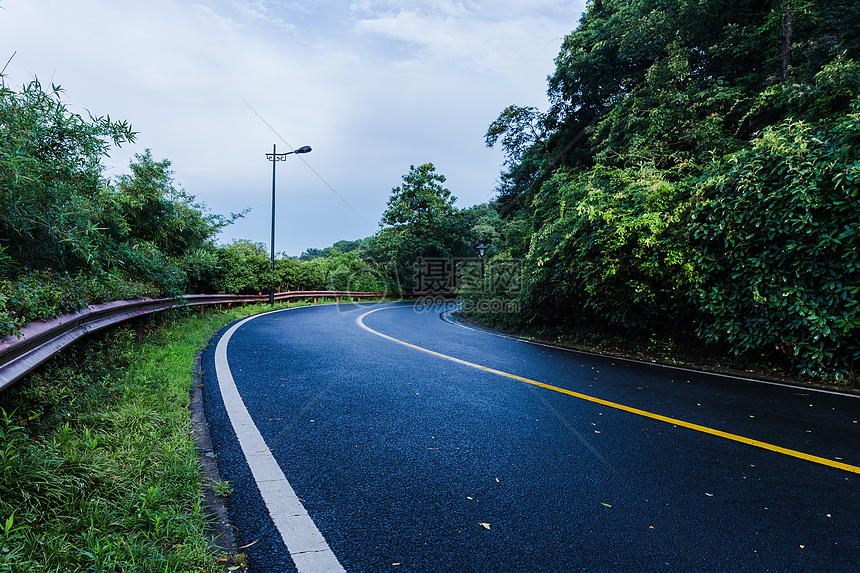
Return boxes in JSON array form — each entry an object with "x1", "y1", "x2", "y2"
[{"x1": 0, "y1": 299, "x2": 332, "y2": 573}]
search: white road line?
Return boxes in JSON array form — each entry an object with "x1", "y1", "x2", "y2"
[{"x1": 214, "y1": 311, "x2": 346, "y2": 573}]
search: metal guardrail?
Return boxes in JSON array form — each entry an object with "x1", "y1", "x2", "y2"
[{"x1": 0, "y1": 291, "x2": 386, "y2": 393}]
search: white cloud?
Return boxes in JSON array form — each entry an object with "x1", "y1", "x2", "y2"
[{"x1": 350, "y1": 0, "x2": 580, "y2": 87}]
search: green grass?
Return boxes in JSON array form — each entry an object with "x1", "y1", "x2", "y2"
[{"x1": 0, "y1": 299, "x2": 338, "y2": 572}]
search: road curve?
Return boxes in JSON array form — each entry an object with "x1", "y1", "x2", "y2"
[{"x1": 201, "y1": 301, "x2": 860, "y2": 572}]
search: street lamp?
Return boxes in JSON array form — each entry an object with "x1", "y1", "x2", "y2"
[
  {"x1": 266, "y1": 144, "x2": 312, "y2": 304},
  {"x1": 475, "y1": 243, "x2": 488, "y2": 283}
]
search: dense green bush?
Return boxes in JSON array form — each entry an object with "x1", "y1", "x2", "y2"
[
  {"x1": 477, "y1": 0, "x2": 860, "y2": 379},
  {"x1": 519, "y1": 165, "x2": 698, "y2": 332},
  {"x1": 276, "y1": 257, "x2": 326, "y2": 292},
  {"x1": 214, "y1": 241, "x2": 271, "y2": 295},
  {"x1": 213, "y1": 241, "x2": 381, "y2": 295},
  {"x1": 322, "y1": 252, "x2": 389, "y2": 293},
  {"x1": 0, "y1": 80, "x2": 135, "y2": 273},
  {"x1": 179, "y1": 248, "x2": 221, "y2": 294},
  {"x1": 0, "y1": 80, "x2": 243, "y2": 331},
  {"x1": 0, "y1": 271, "x2": 158, "y2": 337},
  {"x1": 692, "y1": 96, "x2": 860, "y2": 378}
]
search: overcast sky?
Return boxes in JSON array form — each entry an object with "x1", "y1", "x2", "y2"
[{"x1": 1, "y1": 0, "x2": 586, "y2": 256}]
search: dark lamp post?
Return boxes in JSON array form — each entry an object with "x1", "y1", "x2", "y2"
[
  {"x1": 266, "y1": 144, "x2": 312, "y2": 304},
  {"x1": 475, "y1": 243, "x2": 488, "y2": 282}
]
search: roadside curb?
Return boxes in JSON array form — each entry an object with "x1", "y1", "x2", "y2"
[
  {"x1": 442, "y1": 309, "x2": 860, "y2": 398},
  {"x1": 190, "y1": 348, "x2": 241, "y2": 569}
]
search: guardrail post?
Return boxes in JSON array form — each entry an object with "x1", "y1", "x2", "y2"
[{"x1": 199, "y1": 305, "x2": 205, "y2": 315}]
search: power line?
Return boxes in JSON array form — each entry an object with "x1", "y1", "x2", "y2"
[{"x1": 232, "y1": 89, "x2": 370, "y2": 227}]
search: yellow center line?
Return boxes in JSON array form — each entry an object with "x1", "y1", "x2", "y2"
[{"x1": 357, "y1": 307, "x2": 860, "y2": 475}]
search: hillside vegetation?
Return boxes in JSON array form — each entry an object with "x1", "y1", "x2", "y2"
[{"x1": 472, "y1": 0, "x2": 860, "y2": 380}]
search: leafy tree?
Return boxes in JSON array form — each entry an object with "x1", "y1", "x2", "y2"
[
  {"x1": 0, "y1": 79, "x2": 243, "y2": 308},
  {"x1": 112, "y1": 150, "x2": 241, "y2": 258},
  {"x1": 374, "y1": 163, "x2": 470, "y2": 290},
  {"x1": 97, "y1": 151, "x2": 241, "y2": 295},
  {"x1": 380, "y1": 163, "x2": 458, "y2": 237},
  {"x1": 461, "y1": 202, "x2": 504, "y2": 253},
  {"x1": 215, "y1": 240, "x2": 270, "y2": 295},
  {"x1": 488, "y1": 0, "x2": 859, "y2": 223},
  {"x1": 299, "y1": 247, "x2": 324, "y2": 261},
  {"x1": 299, "y1": 238, "x2": 371, "y2": 262},
  {"x1": 0, "y1": 80, "x2": 135, "y2": 272}
]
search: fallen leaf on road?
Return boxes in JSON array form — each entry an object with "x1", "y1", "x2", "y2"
[
  {"x1": 705, "y1": 493, "x2": 714, "y2": 497},
  {"x1": 601, "y1": 503, "x2": 612, "y2": 508},
  {"x1": 495, "y1": 478, "x2": 500, "y2": 483},
  {"x1": 480, "y1": 523, "x2": 491, "y2": 530}
]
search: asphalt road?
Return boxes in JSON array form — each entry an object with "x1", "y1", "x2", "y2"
[{"x1": 201, "y1": 301, "x2": 860, "y2": 573}]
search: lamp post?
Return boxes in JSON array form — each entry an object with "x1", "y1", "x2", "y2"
[
  {"x1": 266, "y1": 144, "x2": 312, "y2": 304},
  {"x1": 475, "y1": 243, "x2": 488, "y2": 284}
]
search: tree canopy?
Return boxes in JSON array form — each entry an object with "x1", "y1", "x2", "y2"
[
  {"x1": 481, "y1": 0, "x2": 860, "y2": 378},
  {"x1": 373, "y1": 163, "x2": 471, "y2": 290}
]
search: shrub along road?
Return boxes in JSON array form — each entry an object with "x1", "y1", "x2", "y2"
[{"x1": 201, "y1": 302, "x2": 859, "y2": 572}]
